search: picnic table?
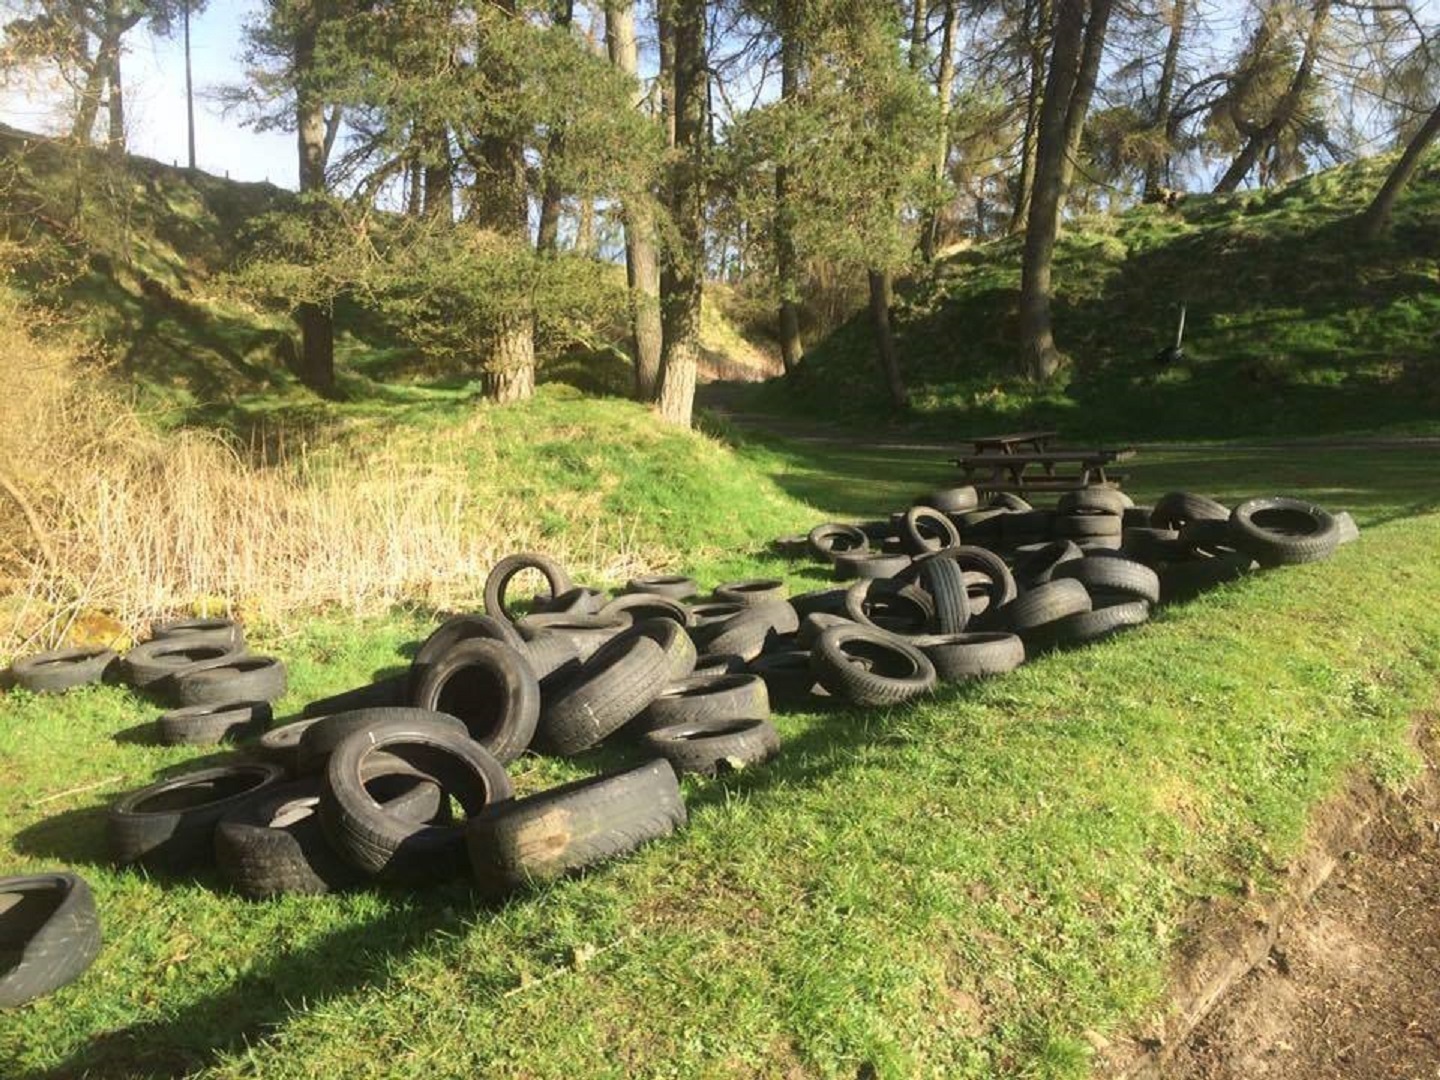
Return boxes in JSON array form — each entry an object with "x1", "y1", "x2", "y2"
[{"x1": 952, "y1": 437, "x2": 1135, "y2": 493}]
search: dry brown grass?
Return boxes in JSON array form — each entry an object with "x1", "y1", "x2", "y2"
[{"x1": 0, "y1": 280, "x2": 654, "y2": 659}]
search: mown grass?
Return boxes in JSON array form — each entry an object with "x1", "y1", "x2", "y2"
[
  {"x1": 3, "y1": 432, "x2": 1438, "y2": 1079},
  {"x1": 738, "y1": 149, "x2": 1440, "y2": 441}
]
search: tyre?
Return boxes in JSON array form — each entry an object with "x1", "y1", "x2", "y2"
[
  {"x1": 987, "y1": 492, "x2": 1033, "y2": 512},
  {"x1": 843, "y1": 579, "x2": 935, "y2": 636},
  {"x1": 173, "y1": 656, "x2": 287, "y2": 708},
  {"x1": 632, "y1": 619, "x2": 698, "y2": 684},
  {"x1": 807, "y1": 523, "x2": 869, "y2": 561},
  {"x1": 771, "y1": 535, "x2": 811, "y2": 558},
  {"x1": 747, "y1": 650, "x2": 819, "y2": 707},
  {"x1": 625, "y1": 574, "x2": 698, "y2": 600},
  {"x1": 916, "y1": 554, "x2": 970, "y2": 634},
  {"x1": 687, "y1": 601, "x2": 748, "y2": 633},
  {"x1": 635, "y1": 673, "x2": 770, "y2": 734},
  {"x1": 698, "y1": 602, "x2": 799, "y2": 661},
  {"x1": 320, "y1": 717, "x2": 513, "y2": 882},
  {"x1": 599, "y1": 593, "x2": 692, "y2": 626},
  {"x1": 255, "y1": 717, "x2": 321, "y2": 773},
  {"x1": 918, "y1": 545, "x2": 1018, "y2": 613},
  {"x1": 1001, "y1": 579, "x2": 1091, "y2": 635},
  {"x1": 1158, "y1": 553, "x2": 1255, "y2": 603},
  {"x1": 467, "y1": 760, "x2": 686, "y2": 895},
  {"x1": 0, "y1": 872, "x2": 102, "y2": 1008},
  {"x1": 151, "y1": 617, "x2": 245, "y2": 651},
  {"x1": 1002, "y1": 509, "x2": 1055, "y2": 543},
  {"x1": 294, "y1": 708, "x2": 467, "y2": 776},
  {"x1": 714, "y1": 579, "x2": 787, "y2": 607},
  {"x1": 810, "y1": 625, "x2": 937, "y2": 707},
  {"x1": 531, "y1": 587, "x2": 607, "y2": 617},
  {"x1": 1057, "y1": 487, "x2": 1127, "y2": 517},
  {"x1": 1030, "y1": 600, "x2": 1150, "y2": 651},
  {"x1": 11, "y1": 647, "x2": 117, "y2": 694},
  {"x1": 901, "y1": 506, "x2": 961, "y2": 555},
  {"x1": 1055, "y1": 514, "x2": 1122, "y2": 540},
  {"x1": 798, "y1": 612, "x2": 854, "y2": 649},
  {"x1": 539, "y1": 633, "x2": 671, "y2": 755},
  {"x1": 215, "y1": 774, "x2": 445, "y2": 898},
  {"x1": 517, "y1": 630, "x2": 583, "y2": 688},
  {"x1": 1150, "y1": 491, "x2": 1230, "y2": 530},
  {"x1": 411, "y1": 639, "x2": 540, "y2": 765},
  {"x1": 409, "y1": 615, "x2": 525, "y2": 697},
  {"x1": 483, "y1": 552, "x2": 574, "y2": 623},
  {"x1": 1121, "y1": 527, "x2": 1183, "y2": 565},
  {"x1": 691, "y1": 653, "x2": 748, "y2": 678},
  {"x1": 641, "y1": 718, "x2": 780, "y2": 777},
  {"x1": 1178, "y1": 518, "x2": 1240, "y2": 559},
  {"x1": 1229, "y1": 496, "x2": 1340, "y2": 566},
  {"x1": 915, "y1": 632, "x2": 1025, "y2": 681},
  {"x1": 832, "y1": 552, "x2": 911, "y2": 581},
  {"x1": 108, "y1": 762, "x2": 286, "y2": 871},
  {"x1": 922, "y1": 486, "x2": 980, "y2": 514},
  {"x1": 515, "y1": 612, "x2": 632, "y2": 662},
  {"x1": 790, "y1": 588, "x2": 849, "y2": 619},
  {"x1": 123, "y1": 639, "x2": 241, "y2": 691},
  {"x1": 1012, "y1": 540, "x2": 1083, "y2": 587},
  {"x1": 1052, "y1": 556, "x2": 1161, "y2": 605},
  {"x1": 301, "y1": 674, "x2": 408, "y2": 718},
  {"x1": 156, "y1": 701, "x2": 272, "y2": 746}
]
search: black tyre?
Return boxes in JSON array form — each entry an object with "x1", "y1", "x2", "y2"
[
  {"x1": 255, "y1": 717, "x2": 320, "y2": 773},
  {"x1": 798, "y1": 612, "x2": 854, "y2": 649},
  {"x1": 173, "y1": 656, "x2": 287, "y2": 708},
  {"x1": 747, "y1": 650, "x2": 819, "y2": 707},
  {"x1": 1052, "y1": 555, "x2": 1160, "y2": 605},
  {"x1": 1151, "y1": 491, "x2": 1230, "y2": 530},
  {"x1": 516, "y1": 612, "x2": 632, "y2": 662},
  {"x1": 832, "y1": 551, "x2": 911, "y2": 581},
  {"x1": 770, "y1": 535, "x2": 811, "y2": 559},
  {"x1": 916, "y1": 554, "x2": 970, "y2": 634},
  {"x1": 692, "y1": 653, "x2": 748, "y2": 678},
  {"x1": 301, "y1": 675, "x2": 408, "y2": 718},
  {"x1": 1057, "y1": 487, "x2": 1127, "y2": 517},
  {"x1": 986, "y1": 492, "x2": 1033, "y2": 512},
  {"x1": 1055, "y1": 513, "x2": 1122, "y2": 540},
  {"x1": 1158, "y1": 553, "x2": 1255, "y2": 603},
  {"x1": 698, "y1": 602, "x2": 799, "y2": 661},
  {"x1": 0, "y1": 872, "x2": 101, "y2": 1008},
  {"x1": 539, "y1": 633, "x2": 671, "y2": 755},
  {"x1": 409, "y1": 615, "x2": 525, "y2": 697},
  {"x1": 1122, "y1": 506, "x2": 1154, "y2": 529},
  {"x1": 714, "y1": 579, "x2": 787, "y2": 606},
  {"x1": 215, "y1": 774, "x2": 445, "y2": 898},
  {"x1": 625, "y1": 574, "x2": 699, "y2": 600},
  {"x1": 636, "y1": 673, "x2": 770, "y2": 734},
  {"x1": 295, "y1": 707, "x2": 467, "y2": 776},
  {"x1": 641, "y1": 718, "x2": 780, "y2": 777},
  {"x1": 843, "y1": 579, "x2": 935, "y2": 636},
  {"x1": 810, "y1": 625, "x2": 937, "y2": 707},
  {"x1": 923, "y1": 486, "x2": 980, "y2": 514},
  {"x1": 411, "y1": 639, "x2": 540, "y2": 765},
  {"x1": 320, "y1": 717, "x2": 513, "y2": 881},
  {"x1": 916, "y1": 632, "x2": 1025, "y2": 681},
  {"x1": 901, "y1": 506, "x2": 961, "y2": 555},
  {"x1": 632, "y1": 619, "x2": 698, "y2": 683},
  {"x1": 532, "y1": 587, "x2": 606, "y2": 617},
  {"x1": 467, "y1": 760, "x2": 685, "y2": 894},
  {"x1": 1002, "y1": 509, "x2": 1055, "y2": 543},
  {"x1": 807, "y1": 522, "x2": 869, "y2": 561},
  {"x1": 1229, "y1": 497, "x2": 1340, "y2": 566},
  {"x1": 151, "y1": 617, "x2": 245, "y2": 651},
  {"x1": 483, "y1": 552, "x2": 574, "y2": 623},
  {"x1": 11, "y1": 648, "x2": 117, "y2": 694},
  {"x1": 790, "y1": 588, "x2": 849, "y2": 619},
  {"x1": 1031, "y1": 600, "x2": 1150, "y2": 651},
  {"x1": 1178, "y1": 518, "x2": 1240, "y2": 559},
  {"x1": 938, "y1": 545, "x2": 1018, "y2": 612},
  {"x1": 108, "y1": 762, "x2": 286, "y2": 871},
  {"x1": 517, "y1": 630, "x2": 583, "y2": 688},
  {"x1": 1012, "y1": 540, "x2": 1083, "y2": 587},
  {"x1": 1001, "y1": 579, "x2": 1092, "y2": 634},
  {"x1": 599, "y1": 593, "x2": 692, "y2": 626},
  {"x1": 156, "y1": 701, "x2": 272, "y2": 746},
  {"x1": 1121, "y1": 527, "x2": 1183, "y2": 565},
  {"x1": 123, "y1": 640, "x2": 241, "y2": 691}
]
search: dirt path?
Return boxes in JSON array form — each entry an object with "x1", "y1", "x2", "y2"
[{"x1": 1166, "y1": 757, "x2": 1440, "y2": 1080}]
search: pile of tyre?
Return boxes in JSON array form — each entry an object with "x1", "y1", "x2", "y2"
[{"x1": 1, "y1": 486, "x2": 1354, "y2": 1007}]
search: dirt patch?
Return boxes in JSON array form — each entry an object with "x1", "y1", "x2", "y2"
[{"x1": 1104, "y1": 720, "x2": 1440, "y2": 1079}]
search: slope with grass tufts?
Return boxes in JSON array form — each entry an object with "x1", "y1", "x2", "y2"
[{"x1": 745, "y1": 149, "x2": 1440, "y2": 441}]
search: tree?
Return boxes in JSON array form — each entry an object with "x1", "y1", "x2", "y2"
[
  {"x1": 1017, "y1": 0, "x2": 1115, "y2": 380},
  {"x1": 774, "y1": 0, "x2": 804, "y2": 373},
  {"x1": 920, "y1": 0, "x2": 960, "y2": 261},
  {"x1": 1360, "y1": 97, "x2": 1440, "y2": 237}
]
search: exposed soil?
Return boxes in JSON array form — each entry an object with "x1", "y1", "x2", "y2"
[{"x1": 1166, "y1": 745, "x2": 1440, "y2": 1080}]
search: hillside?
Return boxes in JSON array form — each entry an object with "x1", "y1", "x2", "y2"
[{"x1": 745, "y1": 151, "x2": 1440, "y2": 441}]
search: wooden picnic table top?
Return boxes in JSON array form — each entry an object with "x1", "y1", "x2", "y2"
[
  {"x1": 969, "y1": 430, "x2": 1058, "y2": 452},
  {"x1": 958, "y1": 447, "x2": 1136, "y2": 466}
]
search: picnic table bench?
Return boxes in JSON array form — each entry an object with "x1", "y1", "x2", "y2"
[
  {"x1": 967, "y1": 430, "x2": 1058, "y2": 455},
  {"x1": 952, "y1": 443, "x2": 1136, "y2": 493}
]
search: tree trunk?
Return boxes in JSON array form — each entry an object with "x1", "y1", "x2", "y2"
[
  {"x1": 576, "y1": 198, "x2": 595, "y2": 254},
  {"x1": 656, "y1": 0, "x2": 706, "y2": 427},
  {"x1": 1214, "y1": 0, "x2": 1329, "y2": 194},
  {"x1": 423, "y1": 128, "x2": 454, "y2": 223},
  {"x1": 482, "y1": 314, "x2": 537, "y2": 402},
  {"x1": 656, "y1": 2, "x2": 677, "y2": 148},
  {"x1": 867, "y1": 270, "x2": 909, "y2": 408},
  {"x1": 471, "y1": 131, "x2": 535, "y2": 401},
  {"x1": 183, "y1": 1, "x2": 196, "y2": 169},
  {"x1": 1009, "y1": 0, "x2": 1050, "y2": 234},
  {"x1": 909, "y1": 0, "x2": 929, "y2": 64},
  {"x1": 1018, "y1": 0, "x2": 1111, "y2": 381},
  {"x1": 71, "y1": 45, "x2": 104, "y2": 146},
  {"x1": 103, "y1": 5, "x2": 125, "y2": 154},
  {"x1": 1142, "y1": 0, "x2": 1185, "y2": 198},
  {"x1": 536, "y1": 0, "x2": 575, "y2": 254},
  {"x1": 921, "y1": 0, "x2": 960, "y2": 261},
  {"x1": 775, "y1": 0, "x2": 804, "y2": 374},
  {"x1": 604, "y1": 0, "x2": 663, "y2": 400},
  {"x1": 1360, "y1": 99, "x2": 1440, "y2": 239},
  {"x1": 406, "y1": 156, "x2": 424, "y2": 216},
  {"x1": 294, "y1": 3, "x2": 335, "y2": 396}
]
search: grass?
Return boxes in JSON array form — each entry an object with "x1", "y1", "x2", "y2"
[
  {"x1": 3, "y1": 433, "x2": 1439, "y2": 1078},
  {"x1": 736, "y1": 149, "x2": 1440, "y2": 441}
]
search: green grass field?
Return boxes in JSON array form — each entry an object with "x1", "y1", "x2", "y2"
[{"x1": 4, "y1": 421, "x2": 1439, "y2": 1079}]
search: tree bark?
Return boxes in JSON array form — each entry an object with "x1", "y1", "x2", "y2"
[
  {"x1": 294, "y1": 0, "x2": 336, "y2": 396},
  {"x1": 422, "y1": 128, "x2": 454, "y2": 223},
  {"x1": 71, "y1": 42, "x2": 104, "y2": 146},
  {"x1": 1142, "y1": 0, "x2": 1185, "y2": 198},
  {"x1": 1010, "y1": 0, "x2": 1050, "y2": 234},
  {"x1": 604, "y1": 0, "x2": 663, "y2": 400},
  {"x1": 1360, "y1": 99, "x2": 1440, "y2": 239},
  {"x1": 1017, "y1": 0, "x2": 1112, "y2": 381},
  {"x1": 867, "y1": 269, "x2": 909, "y2": 408},
  {"x1": 774, "y1": 0, "x2": 804, "y2": 373},
  {"x1": 921, "y1": 0, "x2": 960, "y2": 261},
  {"x1": 909, "y1": 0, "x2": 930, "y2": 64},
  {"x1": 1214, "y1": 0, "x2": 1330, "y2": 194},
  {"x1": 183, "y1": 1, "x2": 196, "y2": 169},
  {"x1": 102, "y1": 3, "x2": 125, "y2": 154},
  {"x1": 406, "y1": 155, "x2": 424, "y2": 216},
  {"x1": 536, "y1": 0, "x2": 575, "y2": 254},
  {"x1": 656, "y1": 1, "x2": 677, "y2": 148},
  {"x1": 656, "y1": 0, "x2": 705, "y2": 427}
]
